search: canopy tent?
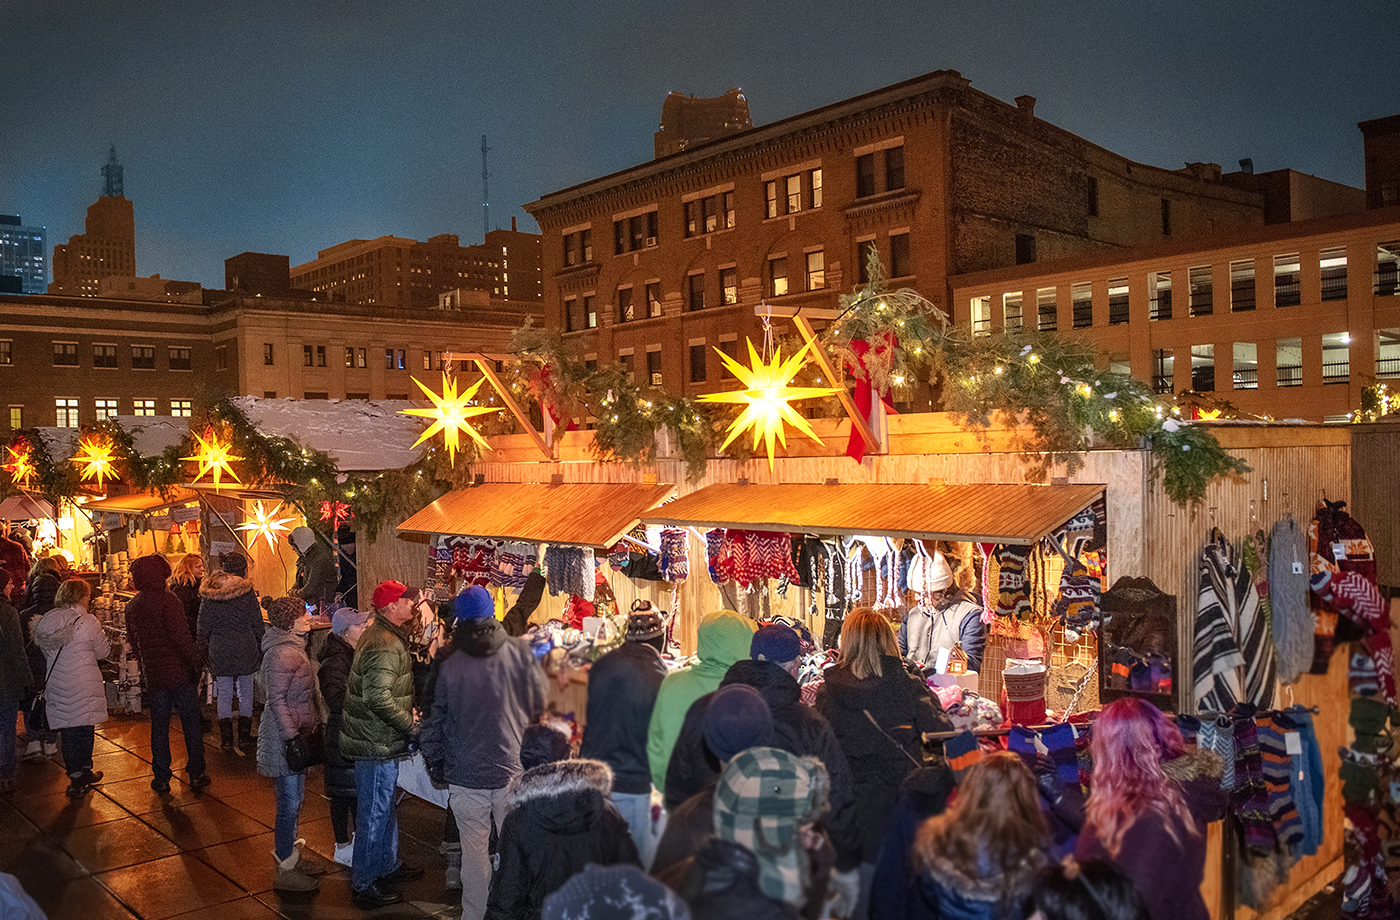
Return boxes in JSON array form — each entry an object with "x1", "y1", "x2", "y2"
[
  {"x1": 0, "y1": 494, "x2": 56, "y2": 521},
  {"x1": 397, "y1": 481, "x2": 676, "y2": 549},
  {"x1": 640, "y1": 481, "x2": 1106, "y2": 545},
  {"x1": 83, "y1": 487, "x2": 201, "y2": 517}
]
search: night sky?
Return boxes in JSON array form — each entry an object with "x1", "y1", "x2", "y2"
[{"x1": 5, "y1": 1, "x2": 1396, "y2": 290}]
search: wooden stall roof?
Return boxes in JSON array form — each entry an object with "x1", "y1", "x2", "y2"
[
  {"x1": 641, "y1": 482, "x2": 1106, "y2": 545},
  {"x1": 84, "y1": 487, "x2": 200, "y2": 516},
  {"x1": 397, "y1": 482, "x2": 677, "y2": 549}
]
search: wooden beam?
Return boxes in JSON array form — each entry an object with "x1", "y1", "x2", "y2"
[
  {"x1": 470, "y1": 357, "x2": 555, "y2": 461},
  {"x1": 789, "y1": 314, "x2": 880, "y2": 455}
]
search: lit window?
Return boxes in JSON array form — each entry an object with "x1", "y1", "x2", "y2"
[
  {"x1": 1274, "y1": 254, "x2": 1300, "y2": 307},
  {"x1": 617, "y1": 288, "x2": 634, "y2": 323},
  {"x1": 1233, "y1": 343, "x2": 1258, "y2": 390},
  {"x1": 1191, "y1": 345, "x2": 1215, "y2": 392},
  {"x1": 769, "y1": 257, "x2": 788, "y2": 297},
  {"x1": 1376, "y1": 328, "x2": 1400, "y2": 379},
  {"x1": 809, "y1": 169, "x2": 822, "y2": 209},
  {"x1": 647, "y1": 282, "x2": 662, "y2": 318},
  {"x1": 94, "y1": 398, "x2": 118, "y2": 421},
  {"x1": 585, "y1": 295, "x2": 597, "y2": 329},
  {"x1": 805, "y1": 251, "x2": 824, "y2": 290},
  {"x1": 786, "y1": 175, "x2": 802, "y2": 213},
  {"x1": 1322, "y1": 332, "x2": 1350, "y2": 384},
  {"x1": 55, "y1": 398, "x2": 78, "y2": 428},
  {"x1": 1002, "y1": 292, "x2": 1023, "y2": 331},
  {"x1": 1037, "y1": 287, "x2": 1057, "y2": 332},
  {"x1": 133, "y1": 399, "x2": 156, "y2": 416},
  {"x1": 0, "y1": 341, "x2": 11, "y2": 366},
  {"x1": 1277, "y1": 338, "x2": 1302, "y2": 387},
  {"x1": 721, "y1": 267, "x2": 738, "y2": 305},
  {"x1": 971, "y1": 296, "x2": 991, "y2": 337},
  {"x1": 1152, "y1": 350, "x2": 1174, "y2": 394},
  {"x1": 7, "y1": 406, "x2": 20, "y2": 430},
  {"x1": 1108, "y1": 279, "x2": 1129, "y2": 325},
  {"x1": 170, "y1": 400, "x2": 192, "y2": 417},
  {"x1": 1320, "y1": 248, "x2": 1347, "y2": 301},
  {"x1": 647, "y1": 350, "x2": 663, "y2": 387},
  {"x1": 765, "y1": 181, "x2": 778, "y2": 219}
]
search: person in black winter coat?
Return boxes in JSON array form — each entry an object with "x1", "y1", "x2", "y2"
[
  {"x1": 484, "y1": 725, "x2": 640, "y2": 920},
  {"x1": 868, "y1": 762, "x2": 955, "y2": 920},
  {"x1": 0, "y1": 569, "x2": 34, "y2": 794},
  {"x1": 578, "y1": 606, "x2": 668, "y2": 863},
  {"x1": 318, "y1": 607, "x2": 370, "y2": 867},
  {"x1": 18, "y1": 557, "x2": 60, "y2": 758},
  {"x1": 198, "y1": 552, "x2": 265, "y2": 754}
]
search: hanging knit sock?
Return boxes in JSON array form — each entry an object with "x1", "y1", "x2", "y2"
[
  {"x1": 1007, "y1": 726, "x2": 1039, "y2": 764},
  {"x1": 1039, "y1": 722, "x2": 1081, "y2": 786},
  {"x1": 1232, "y1": 709, "x2": 1277, "y2": 855},
  {"x1": 1199, "y1": 719, "x2": 1237, "y2": 792},
  {"x1": 1351, "y1": 696, "x2": 1391, "y2": 737},
  {"x1": 1340, "y1": 748, "x2": 1382, "y2": 804},
  {"x1": 995, "y1": 545, "x2": 1033, "y2": 619},
  {"x1": 1257, "y1": 716, "x2": 1304, "y2": 855},
  {"x1": 1056, "y1": 570, "x2": 1101, "y2": 630},
  {"x1": 1351, "y1": 650, "x2": 1383, "y2": 701},
  {"x1": 943, "y1": 731, "x2": 984, "y2": 780}
]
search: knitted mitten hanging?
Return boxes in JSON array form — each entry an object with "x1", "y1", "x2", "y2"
[
  {"x1": 995, "y1": 544, "x2": 1033, "y2": 619},
  {"x1": 1198, "y1": 718, "x2": 1238, "y2": 792},
  {"x1": 1039, "y1": 722, "x2": 1081, "y2": 786},
  {"x1": 1232, "y1": 709, "x2": 1278, "y2": 856},
  {"x1": 1256, "y1": 716, "x2": 1304, "y2": 853},
  {"x1": 1006, "y1": 725, "x2": 1039, "y2": 761},
  {"x1": 943, "y1": 730, "x2": 984, "y2": 780}
]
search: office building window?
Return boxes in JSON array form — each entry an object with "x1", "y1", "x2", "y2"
[
  {"x1": 688, "y1": 273, "x2": 705, "y2": 311},
  {"x1": 1320, "y1": 248, "x2": 1347, "y2": 301},
  {"x1": 133, "y1": 399, "x2": 156, "y2": 416},
  {"x1": 620, "y1": 353, "x2": 635, "y2": 382},
  {"x1": 304, "y1": 345, "x2": 315, "y2": 367},
  {"x1": 1037, "y1": 287, "x2": 1057, "y2": 332},
  {"x1": 1152, "y1": 349, "x2": 1174, "y2": 394},
  {"x1": 1109, "y1": 355, "x2": 1131, "y2": 376},
  {"x1": 215, "y1": 346, "x2": 228, "y2": 371},
  {"x1": 647, "y1": 350, "x2": 663, "y2": 387},
  {"x1": 856, "y1": 153, "x2": 876, "y2": 198},
  {"x1": 53, "y1": 342, "x2": 78, "y2": 366},
  {"x1": 857, "y1": 240, "x2": 878, "y2": 284},
  {"x1": 564, "y1": 296, "x2": 579, "y2": 332},
  {"x1": 885, "y1": 145, "x2": 905, "y2": 191},
  {"x1": 1322, "y1": 332, "x2": 1350, "y2": 384},
  {"x1": 1087, "y1": 176, "x2": 1099, "y2": 216},
  {"x1": 1189, "y1": 266, "x2": 1213, "y2": 317},
  {"x1": 1191, "y1": 344, "x2": 1215, "y2": 392},
  {"x1": 1003, "y1": 292, "x2": 1023, "y2": 331},
  {"x1": 0, "y1": 340, "x2": 10, "y2": 365},
  {"x1": 93, "y1": 344, "x2": 118, "y2": 368},
  {"x1": 617, "y1": 287, "x2": 635, "y2": 323},
  {"x1": 563, "y1": 229, "x2": 591, "y2": 266},
  {"x1": 1376, "y1": 241, "x2": 1399, "y2": 296},
  {"x1": 1149, "y1": 271, "x2": 1172, "y2": 321},
  {"x1": 1277, "y1": 338, "x2": 1302, "y2": 387},
  {"x1": 316, "y1": 345, "x2": 327, "y2": 367},
  {"x1": 345, "y1": 347, "x2": 355, "y2": 368},
  {"x1": 765, "y1": 180, "x2": 779, "y2": 219},
  {"x1": 1161, "y1": 198, "x2": 1172, "y2": 236},
  {"x1": 719, "y1": 339, "x2": 738, "y2": 379},
  {"x1": 805, "y1": 251, "x2": 825, "y2": 291},
  {"x1": 1274, "y1": 253, "x2": 1301, "y2": 307},
  {"x1": 613, "y1": 211, "x2": 658, "y2": 253},
  {"x1": 646, "y1": 282, "x2": 662, "y2": 318},
  {"x1": 265, "y1": 343, "x2": 275, "y2": 366},
  {"x1": 890, "y1": 233, "x2": 911, "y2": 278},
  {"x1": 1230, "y1": 259, "x2": 1255, "y2": 312},
  {"x1": 1376, "y1": 328, "x2": 1400, "y2": 379},
  {"x1": 1071, "y1": 282, "x2": 1093, "y2": 329},
  {"x1": 55, "y1": 398, "x2": 78, "y2": 428},
  {"x1": 971, "y1": 296, "x2": 991, "y2": 337},
  {"x1": 94, "y1": 398, "x2": 118, "y2": 421},
  {"x1": 1108, "y1": 278, "x2": 1129, "y2": 325},
  {"x1": 356, "y1": 348, "x2": 366, "y2": 368},
  {"x1": 7, "y1": 407, "x2": 20, "y2": 430},
  {"x1": 769, "y1": 257, "x2": 788, "y2": 297},
  {"x1": 170, "y1": 400, "x2": 192, "y2": 417},
  {"x1": 721, "y1": 267, "x2": 738, "y2": 305},
  {"x1": 786, "y1": 175, "x2": 802, "y2": 213},
  {"x1": 1015, "y1": 233, "x2": 1036, "y2": 266},
  {"x1": 385, "y1": 348, "x2": 394, "y2": 369},
  {"x1": 423, "y1": 352, "x2": 432, "y2": 371},
  {"x1": 809, "y1": 169, "x2": 822, "y2": 208},
  {"x1": 1233, "y1": 343, "x2": 1258, "y2": 390},
  {"x1": 584, "y1": 295, "x2": 597, "y2": 329},
  {"x1": 690, "y1": 343, "x2": 707, "y2": 383}
]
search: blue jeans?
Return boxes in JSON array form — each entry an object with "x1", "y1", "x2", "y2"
[
  {"x1": 215, "y1": 674, "x2": 254, "y2": 720},
  {"x1": 149, "y1": 683, "x2": 206, "y2": 780},
  {"x1": 0, "y1": 699, "x2": 19, "y2": 781},
  {"x1": 352, "y1": 758, "x2": 400, "y2": 890},
  {"x1": 273, "y1": 773, "x2": 305, "y2": 860}
]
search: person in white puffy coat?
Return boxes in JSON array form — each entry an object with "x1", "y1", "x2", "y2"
[{"x1": 32, "y1": 579, "x2": 111, "y2": 796}]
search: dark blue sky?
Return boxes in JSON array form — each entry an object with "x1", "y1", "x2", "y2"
[{"x1": 4, "y1": 0, "x2": 1396, "y2": 289}]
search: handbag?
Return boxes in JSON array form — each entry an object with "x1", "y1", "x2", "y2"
[
  {"x1": 29, "y1": 639, "x2": 65, "y2": 734},
  {"x1": 284, "y1": 723, "x2": 325, "y2": 773}
]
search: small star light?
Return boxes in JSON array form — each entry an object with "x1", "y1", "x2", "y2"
[
  {"x1": 236, "y1": 501, "x2": 295, "y2": 551},
  {"x1": 183, "y1": 428, "x2": 243, "y2": 490},
  {"x1": 3, "y1": 441, "x2": 36, "y2": 488},
  {"x1": 70, "y1": 436, "x2": 118, "y2": 488},
  {"x1": 320, "y1": 500, "x2": 353, "y2": 527},
  {"x1": 400, "y1": 372, "x2": 502, "y2": 466},
  {"x1": 698, "y1": 338, "x2": 841, "y2": 469}
]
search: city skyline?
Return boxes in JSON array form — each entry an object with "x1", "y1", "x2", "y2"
[{"x1": 4, "y1": 0, "x2": 1397, "y2": 290}]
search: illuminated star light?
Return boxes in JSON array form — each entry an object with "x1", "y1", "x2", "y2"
[
  {"x1": 70, "y1": 437, "x2": 118, "y2": 488},
  {"x1": 237, "y1": 500, "x2": 296, "y2": 551},
  {"x1": 400, "y1": 372, "x2": 503, "y2": 466},
  {"x1": 320, "y1": 500, "x2": 353, "y2": 527},
  {"x1": 3, "y1": 442, "x2": 36, "y2": 488},
  {"x1": 183, "y1": 429, "x2": 244, "y2": 490},
  {"x1": 698, "y1": 338, "x2": 841, "y2": 470}
]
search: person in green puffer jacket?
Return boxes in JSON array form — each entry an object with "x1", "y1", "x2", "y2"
[{"x1": 646, "y1": 609, "x2": 755, "y2": 795}]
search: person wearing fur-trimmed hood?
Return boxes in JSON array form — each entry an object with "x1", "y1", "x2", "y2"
[{"x1": 197, "y1": 552, "x2": 264, "y2": 754}]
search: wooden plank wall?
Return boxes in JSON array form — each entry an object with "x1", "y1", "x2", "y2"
[{"x1": 1350, "y1": 420, "x2": 1400, "y2": 587}]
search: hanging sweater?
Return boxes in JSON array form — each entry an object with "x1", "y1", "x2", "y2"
[
  {"x1": 1268, "y1": 518, "x2": 1313, "y2": 685},
  {"x1": 1192, "y1": 534, "x2": 1275, "y2": 712}
]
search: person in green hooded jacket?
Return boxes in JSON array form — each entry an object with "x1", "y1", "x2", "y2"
[{"x1": 646, "y1": 609, "x2": 755, "y2": 794}]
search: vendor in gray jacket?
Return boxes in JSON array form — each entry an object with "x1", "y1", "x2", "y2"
[{"x1": 897, "y1": 552, "x2": 986, "y2": 674}]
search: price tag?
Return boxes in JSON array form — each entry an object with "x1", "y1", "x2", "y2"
[
  {"x1": 934, "y1": 647, "x2": 951, "y2": 675},
  {"x1": 1285, "y1": 731, "x2": 1303, "y2": 755},
  {"x1": 1292, "y1": 562, "x2": 1305, "y2": 575},
  {"x1": 1333, "y1": 542, "x2": 1347, "y2": 561}
]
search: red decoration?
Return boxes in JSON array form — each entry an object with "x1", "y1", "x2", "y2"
[{"x1": 845, "y1": 334, "x2": 900, "y2": 463}]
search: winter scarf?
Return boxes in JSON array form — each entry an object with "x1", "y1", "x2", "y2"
[
  {"x1": 1192, "y1": 533, "x2": 1275, "y2": 712},
  {"x1": 1268, "y1": 517, "x2": 1313, "y2": 685}
]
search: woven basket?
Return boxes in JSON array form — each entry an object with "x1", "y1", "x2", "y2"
[{"x1": 1002, "y1": 664, "x2": 1049, "y2": 702}]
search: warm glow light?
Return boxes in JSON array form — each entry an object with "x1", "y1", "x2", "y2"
[
  {"x1": 3, "y1": 442, "x2": 36, "y2": 488},
  {"x1": 320, "y1": 500, "x2": 353, "y2": 527},
  {"x1": 1197, "y1": 408, "x2": 1222, "y2": 421},
  {"x1": 400, "y1": 372, "x2": 502, "y2": 466},
  {"x1": 183, "y1": 428, "x2": 244, "y2": 490},
  {"x1": 71, "y1": 437, "x2": 118, "y2": 488},
  {"x1": 698, "y1": 338, "x2": 841, "y2": 469},
  {"x1": 236, "y1": 500, "x2": 296, "y2": 551}
]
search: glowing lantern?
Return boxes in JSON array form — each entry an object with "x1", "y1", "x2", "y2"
[
  {"x1": 183, "y1": 428, "x2": 243, "y2": 490},
  {"x1": 320, "y1": 500, "x2": 353, "y2": 527},
  {"x1": 400, "y1": 372, "x2": 502, "y2": 466},
  {"x1": 698, "y1": 338, "x2": 841, "y2": 469},
  {"x1": 3, "y1": 441, "x2": 36, "y2": 488},
  {"x1": 236, "y1": 500, "x2": 295, "y2": 551},
  {"x1": 71, "y1": 436, "x2": 118, "y2": 488}
]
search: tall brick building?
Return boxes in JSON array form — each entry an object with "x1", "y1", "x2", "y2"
[
  {"x1": 49, "y1": 148, "x2": 138, "y2": 297},
  {"x1": 524, "y1": 69, "x2": 1276, "y2": 399}
]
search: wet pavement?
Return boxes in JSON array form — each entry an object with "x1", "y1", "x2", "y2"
[{"x1": 0, "y1": 714, "x2": 460, "y2": 920}]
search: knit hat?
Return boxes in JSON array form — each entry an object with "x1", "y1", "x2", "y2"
[
  {"x1": 520, "y1": 722, "x2": 573, "y2": 770},
  {"x1": 626, "y1": 610, "x2": 665, "y2": 642},
  {"x1": 372, "y1": 580, "x2": 411, "y2": 610},
  {"x1": 220, "y1": 552, "x2": 248, "y2": 577},
  {"x1": 703, "y1": 685, "x2": 773, "y2": 763},
  {"x1": 454, "y1": 585, "x2": 494, "y2": 621},
  {"x1": 910, "y1": 551, "x2": 953, "y2": 593},
  {"x1": 713, "y1": 747, "x2": 828, "y2": 908},
  {"x1": 331, "y1": 607, "x2": 371, "y2": 638},
  {"x1": 542, "y1": 864, "x2": 691, "y2": 920},
  {"x1": 266, "y1": 595, "x2": 305, "y2": 631},
  {"x1": 751, "y1": 624, "x2": 801, "y2": 664}
]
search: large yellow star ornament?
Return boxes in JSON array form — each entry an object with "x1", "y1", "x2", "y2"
[
  {"x1": 236, "y1": 500, "x2": 296, "y2": 551},
  {"x1": 71, "y1": 436, "x2": 119, "y2": 488},
  {"x1": 698, "y1": 338, "x2": 841, "y2": 469},
  {"x1": 183, "y1": 429, "x2": 243, "y2": 490},
  {"x1": 400, "y1": 372, "x2": 502, "y2": 466},
  {"x1": 3, "y1": 441, "x2": 36, "y2": 488}
]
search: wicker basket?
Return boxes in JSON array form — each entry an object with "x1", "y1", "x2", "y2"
[{"x1": 1002, "y1": 663, "x2": 1049, "y2": 702}]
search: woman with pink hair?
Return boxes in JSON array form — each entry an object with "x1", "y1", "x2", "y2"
[{"x1": 1074, "y1": 698, "x2": 1227, "y2": 920}]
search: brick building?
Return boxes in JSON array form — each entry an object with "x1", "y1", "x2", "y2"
[
  {"x1": 49, "y1": 147, "x2": 138, "y2": 297},
  {"x1": 524, "y1": 69, "x2": 1283, "y2": 400}
]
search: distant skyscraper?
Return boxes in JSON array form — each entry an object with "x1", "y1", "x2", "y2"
[
  {"x1": 0, "y1": 215, "x2": 48, "y2": 294},
  {"x1": 49, "y1": 147, "x2": 136, "y2": 296},
  {"x1": 654, "y1": 88, "x2": 752, "y2": 158}
]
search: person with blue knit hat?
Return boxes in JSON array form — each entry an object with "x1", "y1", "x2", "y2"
[{"x1": 422, "y1": 584, "x2": 547, "y2": 920}]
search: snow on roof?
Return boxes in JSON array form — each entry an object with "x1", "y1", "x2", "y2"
[
  {"x1": 33, "y1": 416, "x2": 189, "y2": 460},
  {"x1": 231, "y1": 396, "x2": 431, "y2": 471}
]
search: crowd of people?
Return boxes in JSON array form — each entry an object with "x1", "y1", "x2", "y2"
[{"x1": 0, "y1": 524, "x2": 1234, "y2": 920}]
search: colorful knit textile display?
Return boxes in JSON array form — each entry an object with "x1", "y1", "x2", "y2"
[
  {"x1": 995, "y1": 544, "x2": 1033, "y2": 619},
  {"x1": 544, "y1": 544, "x2": 595, "y2": 600},
  {"x1": 658, "y1": 528, "x2": 689, "y2": 582},
  {"x1": 1051, "y1": 564, "x2": 1101, "y2": 631},
  {"x1": 942, "y1": 730, "x2": 984, "y2": 779},
  {"x1": 1268, "y1": 517, "x2": 1314, "y2": 685},
  {"x1": 448, "y1": 537, "x2": 497, "y2": 587},
  {"x1": 715, "y1": 529, "x2": 799, "y2": 588},
  {"x1": 1229, "y1": 706, "x2": 1278, "y2": 857},
  {"x1": 490, "y1": 541, "x2": 537, "y2": 589},
  {"x1": 1308, "y1": 499, "x2": 1376, "y2": 674},
  {"x1": 1193, "y1": 531, "x2": 1276, "y2": 712},
  {"x1": 705, "y1": 529, "x2": 725, "y2": 583},
  {"x1": 1330, "y1": 572, "x2": 1396, "y2": 706}
]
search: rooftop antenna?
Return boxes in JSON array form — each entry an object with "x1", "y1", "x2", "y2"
[
  {"x1": 101, "y1": 144, "x2": 123, "y2": 197},
  {"x1": 481, "y1": 135, "x2": 490, "y2": 239}
]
